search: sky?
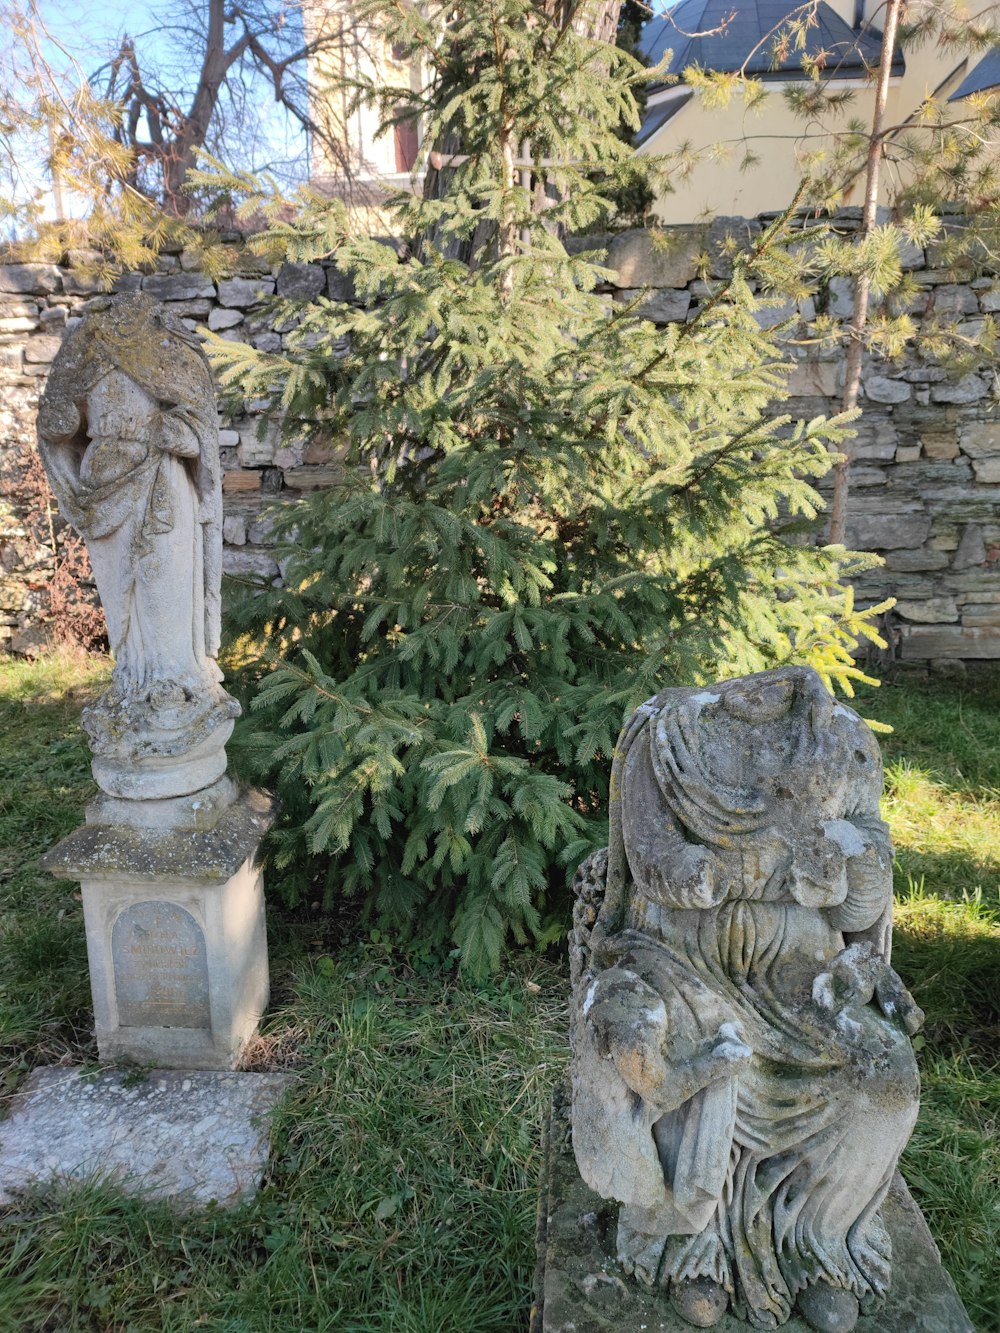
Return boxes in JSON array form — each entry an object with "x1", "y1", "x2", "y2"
[{"x1": 7, "y1": 0, "x2": 309, "y2": 227}]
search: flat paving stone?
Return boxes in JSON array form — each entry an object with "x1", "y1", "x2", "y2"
[
  {"x1": 0, "y1": 1067, "x2": 291, "y2": 1208},
  {"x1": 532, "y1": 1080, "x2": 975, "y2": 1333}
]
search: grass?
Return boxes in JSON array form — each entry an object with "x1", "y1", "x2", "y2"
[{"x1": 0, "y1": 655, "x2": 997, "y2": 1331}]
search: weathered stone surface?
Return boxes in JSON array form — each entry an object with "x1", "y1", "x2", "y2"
[
  {"x1": 222, "y1": 468, "x2": 262, "y2": 493},
  {"x1": 568, "y1": 668, "x2": 925, "y2": 1330},
  {"x1": 534, "y1": 1083, "x2": 974, "y2": 1333},
  {"x1": 37, "y1": 294, "x2": 240, "y2": 800},
  {"x1": 222, "y1": 514, "x2": 247, "y2": 546},
  {"x1": 971, "y1": 457, "x2": 1000, "y2": 483},
  {"x1": 884, "y1": 548, "x2": 950, "y2": 572},
  {"x1": 0, "y1": 263, "x2": 62, "y2": 295},
  {"x1": 277, "y1": 262, "x2": 326, "y2": 300},
  {"x1": 865, "y1": 375, "x2": 911, "y2": 404},
  {"x1": 0, "y1": 315, "x2": 38, "y2": 334},
  {"x1": 44, "y1": 787, "x2": 276, "y2": 1069},
  {"x1": 606, "y1": 228, "x2": 704, "y2": 289},
  {"x1": 113, "y1": 900, "x2": 211, "y2": 1028},
  {"x1": 931, "y1": 374, "x2": 989, "y2": 404},
  {"x1": 847, "y1": 512, "x2": 932, "y2": 550},
  {"x1": 217, "y1": 276, "x2": 275, "y2": 308},
  {"x1": 852, "y1": 465, "x2": 888, "y2": 486},
  {"x1": 706, "y1": 216, "x2": 762, "y2": 279},
  {"x1": 24, "y1": 335, "x2": 64, "y2": 363},
  {"x1": 62, "y1": 269, "x2": 104, "y2": 296},
  {"x1": 43, "y1": 784, "x2": 275, "y2": 883},
  {"x1": 283, "y1": 463, "x2": 344, "y2": 489},
  {"x1": 616, "y1": 288, "x2": 691, "y2": 323},
  {"x1": 922, "y1": 434, "x2": 959, "y2": 460},
  {"x1": 957, "y1": 422, "x2": 1000, "y2": 456},
  {"x1": 326, "y1": 262, "x2": 357, "y2": 303},
  {"x1": 928, "y1": 284, "x2": 979, "y2": 317},
  {"x1": 786, "y1": 360, "x2": 839, "y2": 397},
  {"x1": 251, "y1": 331, "x2": 282, "y2": 353},
  {"x1": 4, "y1": 218, "x2": 1000, "y2": 665},
  {"x1": 901, "y1": 625, "x2": 1000, "y2": 658},
  {"x1": 961, "y1": 604, "x2": 1000, "y2": 625},
  {"x1": 238, "y1": 420, "x2": 280, "y2": 466},
  {"x1": 222, "y1": 548, "x2": 279, "y2": 579},
  {"x1": 895, "y1": 597, "x2": 959, "y2": 623},
  {"x1": 0, "y1": 298, "x2": 38, "y2": 316},
  {"x1": 827, "y1": 276, "x2": 854, "y2": 318},
  {"x1": 752, "y1": 297, "x2": 798, "y2": 330},
  {"x1": 208, "y1": 307, "x2": 244, "y2": 330},
  {"x1": 141, "y1": 273, "x2": 216, "y2": 302},
  {"x1": 0, "y1": 1068, "x2": 290, "y2": 1208},
  {"x1": 953, "y1": 524, "x2": 987, "y2": 570}
]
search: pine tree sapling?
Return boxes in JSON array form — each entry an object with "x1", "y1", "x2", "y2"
[{"x1": 204, "y1": 0, "x2": 888, "y2": 973}]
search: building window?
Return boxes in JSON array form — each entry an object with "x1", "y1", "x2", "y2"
[{"x1": 394, "y1": 111, "x2": 419, "y2": 173}]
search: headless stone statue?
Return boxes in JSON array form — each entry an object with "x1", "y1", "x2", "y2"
[
  {"x1": 570, "y1": 666, "x2": 923, "y2": 1333},
  {"x1": 37, "y1": 294, "x2": 240, "y2": 799}
]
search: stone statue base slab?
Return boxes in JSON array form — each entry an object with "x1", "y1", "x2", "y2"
[
  {"x1": 43, "y1": 787, "x2": 276, "y2": 1071},
  {"x1": 531, "y1": 1081, "x2": 974, "y2": 1333},
  {"x1": 0, "y1": 1067, "x2": 290, "y2": 1208}
]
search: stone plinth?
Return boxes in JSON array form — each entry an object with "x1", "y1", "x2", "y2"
[
  {"x1": 43, "y1": 785, "x2": 276, "y2": 1070},
  {"x1": 0, "y1": 1067, "x2": 291, "y2": 1208},
  {"x1": 532, "y1": 1083, "x2": 974, "y2": 1333}
]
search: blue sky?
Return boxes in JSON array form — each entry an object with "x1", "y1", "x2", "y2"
[{"x1": 21, "y1": 0, "x2": 309, "y2": 219}]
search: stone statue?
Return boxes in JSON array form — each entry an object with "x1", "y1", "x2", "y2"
[
  {"x1": 37, "y1": 294, "x2": 240, "y2": 799},
  {"x1": 570, "y1": 666, "x2": 923, "y2": 1333}
]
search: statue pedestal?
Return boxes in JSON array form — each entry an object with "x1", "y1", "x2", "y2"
[
  {"x1": 43, "y1": 782, "x2": 276, "y2": 1071},
  {"x1": 532, "y1": 1080, "x2": 975, "y2": 1333}
]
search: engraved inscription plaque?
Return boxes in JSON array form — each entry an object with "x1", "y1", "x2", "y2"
[{"x1": 112, "y1": 901, "x2": 211, "y2": 1029}]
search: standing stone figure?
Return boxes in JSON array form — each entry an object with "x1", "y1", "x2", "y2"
[
  {"x1": 37, "y1": 294, "x2": 240, "y2": 799},
  {"x1": 570, "y1": 666, "x2": 923, "y2": 1332}
]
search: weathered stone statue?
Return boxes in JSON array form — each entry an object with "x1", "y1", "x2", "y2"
[
  {"x1": 37, "y1": 294, "x2": 273, "y2": 1071},
  {"x1": 570, "y1": 666, "x2": 923, "y2": 1333},
  {"x1": 37, "y1": 292, "x2": 240, "y2": 799}
]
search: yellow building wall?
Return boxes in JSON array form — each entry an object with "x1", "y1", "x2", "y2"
[
  {"x1": 304, "y1": 0, "x2": 424, "y2": 205},
  {"x1": 641, "y1": 5, "x2": 988, "y2": 223}
]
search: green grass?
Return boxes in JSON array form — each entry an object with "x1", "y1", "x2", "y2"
[
  {"x1": 0, "y1": 657, "x2": 997, "y2": 1330},
  {"x1": 856, "y1": 672, "x2": 1000, "y2": 1330}
]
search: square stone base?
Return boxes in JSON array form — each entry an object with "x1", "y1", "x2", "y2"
[
  {"x1": 531, "y1": 1082, "x2": 974, "y2": 1333},
  {"x1": 0, "y1": 1067, "x2": 291, "y2": 1207},
  {"x1": 43, "y1": 787, "x2": 275, "y2": 1070}
]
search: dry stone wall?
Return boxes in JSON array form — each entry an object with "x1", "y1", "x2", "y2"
[{"x1": 1, "y1": 216, "x2": 998, "y2": 660}]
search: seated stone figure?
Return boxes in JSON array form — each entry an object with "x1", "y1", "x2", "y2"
[{"x1": 570, "y1": 666, "x2": 923, "y2": 1333}]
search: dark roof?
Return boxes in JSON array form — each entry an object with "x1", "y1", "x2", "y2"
[
  {"x1": 636, "y1": 91, "x2": 694, "y2": 145},
  {"x1": 639, "y1": 0, "x2": 903, "y2": 86},
  {"x1": 949, "y1": 47, "x2": 1000, "y2": 100}
]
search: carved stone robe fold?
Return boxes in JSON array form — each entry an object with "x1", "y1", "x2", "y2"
[
  {"x1": 571, "y1": 667, "x2": 922, "y2": 1330},
  {"x1": 37, "y1": 295, "x2": 239, "y2": 798}
]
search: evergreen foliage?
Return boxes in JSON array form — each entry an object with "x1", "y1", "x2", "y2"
[{"x1": 202, "y1": 0, "x2": 888, "y2": 974}]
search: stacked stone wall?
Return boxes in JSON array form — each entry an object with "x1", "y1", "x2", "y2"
[{"x1": 1, "y1": 215, "x2": 998, "y2": 659}]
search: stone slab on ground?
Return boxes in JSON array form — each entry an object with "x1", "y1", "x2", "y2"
[
  {"x1": 0, "y1": 1067, "x2": 291, "y2": 1208},
  {"x1": 531, "y1": 1082, "x2": 974, "y2": 1333}
]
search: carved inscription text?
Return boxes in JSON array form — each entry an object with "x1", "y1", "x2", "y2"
[{"x1": 112, "y1": 900, "x2": 211, "y2": 1029}]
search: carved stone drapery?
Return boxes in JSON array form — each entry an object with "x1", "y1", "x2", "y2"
[
  {"x1": 570, "y1": 666, "x2": 922, "y2": 1332},
  {"x1": 37, "y1": 294, "x2": 239, "y2": 798}
]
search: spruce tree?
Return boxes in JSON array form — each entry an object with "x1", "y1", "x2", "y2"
[{"x1": 203, "y1": 0, "x2": 887, "y2": 974}]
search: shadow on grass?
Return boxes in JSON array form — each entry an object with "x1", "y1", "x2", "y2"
[
  {"x1": 857, "y1": 669, "x2": 1000, "y2": 793},
  {"x1": 0, "y1": 657, "x2": 103, "y2": 1098}
]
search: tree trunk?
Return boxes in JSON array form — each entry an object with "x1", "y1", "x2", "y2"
[{"x1": 827, "y1": 0, "x2": 904, "y2": 546}]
